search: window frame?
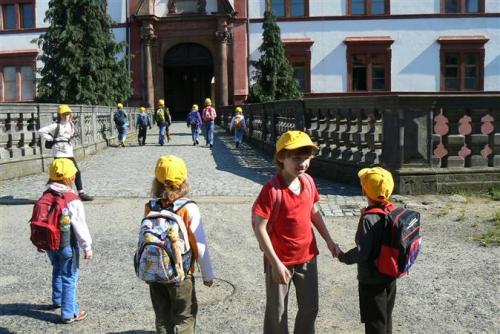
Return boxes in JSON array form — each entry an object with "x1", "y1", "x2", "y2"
[
  {"x1": 441, "y1": 0, "x2": 485, "y2": 14},
  {"x1": 266, "y1": 0, "x2": 310, "y2": 18},
  {"x1": 282, "y1": 38, "x2": 314, "y2": 93},
  {"x1": 438, "y1": 36, "x2": 488, "y2": 91},
  {"x1": 0, "y1": 50, "x2": 37, "y2": 102},
  {"x1": 344, "y1": 37, "x2": 393, "y2": 92},
  {"x1": 347, "y1": 0, "x2": 390, "y2": 16},
  {"x1": 0, "y1": 1, "x2": 36, "y2": 31}
]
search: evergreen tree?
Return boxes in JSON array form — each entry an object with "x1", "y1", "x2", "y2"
[
  {"x1": 248, "y1": 11, "x2": 302, "y2": 103},
  {"x1": 35, "y1": 0, "x2": 131, "y2": 105}
]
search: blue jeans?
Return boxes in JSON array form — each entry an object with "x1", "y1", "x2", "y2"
[
  {"x1": 117, "y1": 126, "x2": 128, "y2": 142},
  {"x1": 47, "y1": 245, "x2": 80, "y2": 320},
  {"x1": 191, "y1": 125, "x2": 200, "y2": 143},
  {"x1": 204, "y1": 122, "x2": 214, "y2": 145},
  {"x1": 235, "y1": 128, "x2": 244, "y2": 144},
  {"x1": 158, "y1": 123, "x2": 167, "y2": 145}
]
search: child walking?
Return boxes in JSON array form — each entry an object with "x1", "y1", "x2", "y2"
[
  {"x1": 252, "y1": 130, "x2": 341, "y2": 334},
  {"x1": 186, "y1": 104, "x2": 202, "y2": 146},
  {"x1": 38, "y1": 104, "x2": 94, "y2": 201},
  {"x1": 201, "y1": 98, "x2": 216, "y2": 148},
  {"x1": 136, "y1": 106, "x2": 152, "y2": 146},
  {"x1": 44, "y1": 158, "x2": 93, "y2": 323},
  {"x1": 113, "y1": 102, "x2": 129, "y2": 147},
  {"x1": 146, "y1": 155, "x2": 214, "y2": 333},
  {"x1": 338, "y1": 167, "x2": 397, "y2": 334},
  {"x1": 229, "y1": 106, "x2": 246, "y2": 148}
]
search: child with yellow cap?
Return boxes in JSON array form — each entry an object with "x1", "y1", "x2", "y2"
[
  {"x1": 154, "y1": 99, "x2": 172, "y2": 146},
  {"x1": 229, "y1": 106, "x2": 246, "y2": 148},
  {"x1": 201, "y1": 98, "x2": 216, "y2": 148},
  {"x1": 186, "y1": 104, "x2": 202, "y2": 146},
  {"x1": 145, "y1": 155, "x2": 214, "y2": 333},
  {"x1": 113, "y1": 102, "x2": 129, "y2": 147},
  {"x1": 338, "y1": 166, "x2": 397, "y2": 334},
  {"x1": 136, "y1": 106, "x2": 152, "y2": 146},
  {"x1": 38, "y1": 104, "x2": 94, "y2": 201},
  {"x1": 252, "y1": 130, "x2": 341, "y2": 334},
  {"x1": 42, "y1": 158, "x2": 93, "y2": 323}
]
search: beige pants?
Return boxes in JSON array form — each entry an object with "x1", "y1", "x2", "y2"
[{"x1": 264, "y1": 258, "x2": 319, "y2": 334}]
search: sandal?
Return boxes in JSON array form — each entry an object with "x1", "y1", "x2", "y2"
[{"x1": 62, "y1": 309, "x2": 87, "y2": 324}]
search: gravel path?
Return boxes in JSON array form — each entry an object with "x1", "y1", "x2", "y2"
[{"x1": 0, "y1": 123, "x2": 498, "y2": 333}]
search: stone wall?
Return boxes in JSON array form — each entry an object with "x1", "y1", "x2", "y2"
[
  {"x1": 0, "y1": 104, "x2": 138, "y2": 181},
  {"x1": 218, "y1": 94, "x2": 500, "y2": 194}
]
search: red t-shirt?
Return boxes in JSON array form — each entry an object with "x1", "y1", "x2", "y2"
[{"x1": 253, "y1": 173, "x2": 320, "y2": 266}]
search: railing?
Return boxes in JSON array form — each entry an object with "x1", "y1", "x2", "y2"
[
  {"x1": 0, "y1": 103, "x2": 138, "y2": 181},
  {"x1": 218, "y1": 94, "x2": 500, "y2": 194}
]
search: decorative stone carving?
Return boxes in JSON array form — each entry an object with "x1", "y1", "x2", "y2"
[
  {"x1": 215, "y1": 29, "x2": 232, "y2": 43},
  {"x1": 433, "y1": 110, "x2": 449, "y2": 159},
  {"x1": 140, "y1": 24, "x2": 156, "y2": 43}
]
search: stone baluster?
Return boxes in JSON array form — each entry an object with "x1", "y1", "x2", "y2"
[
  {"x1": 341, "y1": 109, "x2": 357, "y2": 161},
  {"x1": 432, "y1": 109, "x2": 449, "y2": 168},
  {"x1": 479, "y1": 113, "x2": 497, "y2": 167}
]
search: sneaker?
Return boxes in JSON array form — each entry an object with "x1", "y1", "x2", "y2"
[
  {"x1": 193, "y1": 142, "x2": 196, "y2": 146},
  {"x1": 79, "y1": 193, "x2": 94, "y2": 201},
  {"x1": 235, "y1": 142, "x2": 240, "y2": 148},
  {"x1": 209, "y1": 143, "x2": 213, "y2": 148},
  {"x1": 196, "y1": 140, "x2": 199, "y2": 145},
  {"x1": 62, "y1": 310, "x2": 87, "y2": 324}
]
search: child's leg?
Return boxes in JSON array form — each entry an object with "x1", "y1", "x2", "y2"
[
  {"x1": 169, "y1": 276, "x2": 197, "y2": 333},
  {"x1": 149, "y1": 283, "x2": 174, "y2": 334},
  {"x1": 67, "y1": 157, "x2": 83, "y2": 192},
  {"x1": 292, "y1": 258, "x2": 319, "y2": 334},
  {"x1": 47, "y1": 251, "x2": 62, "y2": 306},
  {"x1": 358, "y1": 280, "x2": 396, "y2": 334},
  {"x1": 59, "y1": 245, "x2": 80, "y2": 320},
  {"x1": 264, "y1": 264, "x2": 292, "y2": 334}
]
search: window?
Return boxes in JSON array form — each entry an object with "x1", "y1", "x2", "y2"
[
  {"x1": 0, "y1": 51, "x2": 37, "y2": 101},
  {"x1": 442, "y1": 0, "x2": 484, "y2": 13},
  {"x1": 267, "y1": 0, "x2": 309, "y2": 17},
  {"x1": 348, "y1": 0, "x2": 390, "y2": 15},
  {"x1": 1, "y1": 2, "x2": 36, "y2": 30},
  {"x1": 344, "y1": 37, "x2": 394, "y2": 92},
  {"x1": 438, "y1": 36, "x2": 488, "y2": 91},
  {"x1": 283, "y1": 39, "x2": 314, "y2": 93}
]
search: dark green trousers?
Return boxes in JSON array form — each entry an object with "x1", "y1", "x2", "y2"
[{"x1": 149, "y1": 276, "x2": 198, "y2": 334}]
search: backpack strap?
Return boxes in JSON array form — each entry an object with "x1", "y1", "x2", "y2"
[
  {"x1": 170, "y1": 197, "x2": 196, "y2": 213},
  {"x1": 148, "y1": 199, "x2": 163, "y2": 212}
]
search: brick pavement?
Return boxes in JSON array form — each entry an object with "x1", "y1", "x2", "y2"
[{"x1": 0, "y1": 122, "x2": 365, "y2": 216}]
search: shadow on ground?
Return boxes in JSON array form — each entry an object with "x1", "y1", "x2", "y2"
[
  {"x1": 0, "y1": 196, "x2": 36, "y2": 205},
  {"x1": 0, "y1": 303, "x2": 60, "y2": 324}
]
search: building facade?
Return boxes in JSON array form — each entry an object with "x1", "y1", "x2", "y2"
[{"x1": 0, "y1": 0, "x2": 499, "y2": 118}]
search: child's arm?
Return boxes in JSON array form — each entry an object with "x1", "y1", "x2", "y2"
[
  {"x1": 253, "y1": 214, "x2": 291, "y2": 284},
  {"x1": 187, "y1": 204, "x2": 214, "y2": 285},
  {"x1": 38, "y1": 123, "x2": 58, "y2": 141},
  {"x1": 67, "y1": 200, "x2": 93, "y2": 259},
  {"x1": 311, "y1": 203, "x2": 341, "y2": 257},
  {"x1": 338, "y1": 217, "x2": 375, "y2": 265}
]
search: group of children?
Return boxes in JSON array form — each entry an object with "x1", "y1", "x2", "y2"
[{"x1": 37, "y1": 107, "x2": 399, "y2": 333}]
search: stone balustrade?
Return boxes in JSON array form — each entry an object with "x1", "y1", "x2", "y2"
[
  {"x1": 218, "y1": 94, "x2": 500, "y2": 194},
  {"x1": 0, "y1": 104, "x2": 138, "y2": 181}
]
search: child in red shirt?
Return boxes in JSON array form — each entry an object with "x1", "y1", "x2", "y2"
[{"x1": 252, "y1": 130, "x2": 341, "y2": 334}]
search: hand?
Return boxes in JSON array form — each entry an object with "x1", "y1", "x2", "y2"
[
  {"x1": 271, "y1": 261, "x2": 291, "y2": 285},
  {"x1": 84, "y1": 249, "x2": 93, "y2": 260},
  {"x1": 203, "y1": 280, "x2": 213, "y2": 287},
  {"x1": 327, "y1": 241, "x2": 342, "y2": 258}
]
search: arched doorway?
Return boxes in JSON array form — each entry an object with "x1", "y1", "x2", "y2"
[{"x1": 164, "y1": 43, "x2": 214, "y2": 119}]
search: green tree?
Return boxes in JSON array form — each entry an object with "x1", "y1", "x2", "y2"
[
  {"x1": 35, "y1": 0, "x2": 131, "y2": 105},
  {"x1": 248, "y1": 11, "x2": 301, "y2": 103}
]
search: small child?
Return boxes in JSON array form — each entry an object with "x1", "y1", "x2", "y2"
[
  {"x1": 186, "y1": 104, "x2": 202, "y2": 146},
  {"x1": 136, "y1": 106, "x2": 152, "y2": 146},
  {"x1": 338, "y1": 167, "x2": 397, "y2": 334},
  {"x1": 113, "y1": 102, "x2": 129, "y2": 147},
  {"x1": 252, "y1": 130, "x2": 341, "y2": 334},
  {"x1": 229, "y1": 106, "x2": 246, "y2": 148},
  {"x1": 201, "y1": 98, "x2": 216, "y2": 148},
  {"x1": 38, "y1": 104, "x2": 94, "y2": 201},
  {"x1": 146, "y1": 155, "x2": 214, "y2": 333},
  {"x1": 44, "y1": 158, "x2": 93, "y2": 323}
]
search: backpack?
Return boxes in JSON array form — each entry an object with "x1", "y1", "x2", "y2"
[
  {"x1": 203, "y1": 107, "x2": 215, "y2": 122},
  {"x1": 44, "y1": 124, "x2": 60, "y2": 149},
  {"x1": 364, "y1": 206, "x2": 422, "y2": 278},
  {"x1": 234, "y1": 118, "x2": 242, "y2": 128},
  {"x1": 155, "y1": 108, "x2": 166, "y2": 123},
  {"x1": 134, "y1": 198, "x2": 195, "y2": 284},
  {"x1": 114, "y1": 110, "x2": 127, "y2": 126},
  {"x1": 188, "y1": 112, "x2": 198, "y2": 126},
  {"x1": 138, "y1": 113, "x2": 149, "y2": 127},
  {"x1": 29, "y1": 190, "x2": 78, "y2": 251}
]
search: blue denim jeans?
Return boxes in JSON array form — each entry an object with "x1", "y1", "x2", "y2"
[
  {"x1": 204, "y1": 121, "x2": 214, "y2": 145},
  {"x1": 47, "y1": 245, "x2": 80, "y2": 320},
  {"x1": 191, "y1": 125, "x2": 200, "y2": 143},
  {"x1": 117, "y1": 126, "x2": 128, "y2": 142},
  {"x1": 235, "y1": 128, "x2": 244, "y2": 144},
  {"x1": 158, "y1": 123, "x2": 167, "y2": 145}
]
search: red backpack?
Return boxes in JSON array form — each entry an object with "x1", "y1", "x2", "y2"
[
  {"x1": 364, "y1": 206, "x2": 422, "y2": 278},
  {"x1": 29, "y1": 190, "x2": 78, "y2": 251}
]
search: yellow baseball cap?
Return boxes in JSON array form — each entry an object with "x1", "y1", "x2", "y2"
[
  {"x1": 49, "y1": 158, "x2": 78, "y2": 181},
  {"x1": 276, "y1": 130, "x2": 318, "y2": 153},
  {"x1": 117, "y1": 103, "x2": 123, "y2": 109},
  {"x1": 235, "y1": 106, "x2": 243, "y2": 113},
  {"x1": 159, "y1": 99, "x2": 165, "y2": 106},
  {"x1": 204, "y1": 98, "x2": 212, "y2": 105},
  {"x1": 57, "y1": 105, "x2": 72, "y2": 114},
  {"x1": 155, "y1": 155, "x2": 187, "y2": 189},
  {"x1": 192, "y1": 104, "x2": 199, "y2": 110},
  {"x1": 139, "y1": 107, "x2": 146, "y2": 112},
  {"x1": 358, "y1": 167, "x2": 394, "y2": 202}
]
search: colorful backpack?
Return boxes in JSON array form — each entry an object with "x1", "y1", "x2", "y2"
[
  {"x1": 364, "y1": 206, "x2": 422, "y2": 278},
  {"x1": 234, "y1": 118, "x2": 242, "y2": 128},
  {"x1": 29, "y1": 190, "x2": 78, "y2": 251},
  {"x1": 134, "y1": 199, "x2": 194, "y2": 284},
  {"x1": 155, "y1": 108, "x2": 166, "y2": 123}
]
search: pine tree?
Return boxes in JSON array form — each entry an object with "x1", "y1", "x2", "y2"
[
  {"x1": 248, "y1": 11, "x2": 302, "y2": 103},
  {"x1": 35, "y1": 0, "x2": 131, "y2": 105}
]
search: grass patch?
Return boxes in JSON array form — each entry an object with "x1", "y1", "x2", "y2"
[
  {"x1": 487, "y1": 187, "x2": 500, "y2": 201},
  {"x1": 472, "y1": 209, "x2": 500, "y2": 246}
]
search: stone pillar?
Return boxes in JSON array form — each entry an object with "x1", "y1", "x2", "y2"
[
  {"x1": 141, "y1": 23, "x2": 156, "y2": 108},
  {"x1": 215, "y1": 22, "x2": 231, "y2": 106}
]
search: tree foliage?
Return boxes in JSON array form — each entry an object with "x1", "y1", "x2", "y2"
[
  {"x1": 35, "y1": 0, "x2": 132, "y2": 105},
  {"x1": 247, "y1": 11, "x2": 302, "y2": 103}
]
